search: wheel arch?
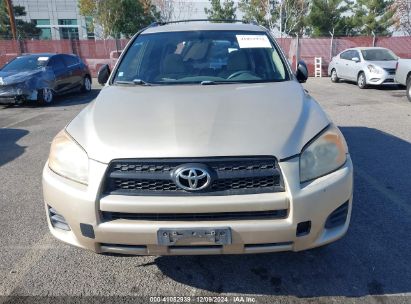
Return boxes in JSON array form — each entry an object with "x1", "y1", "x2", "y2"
[
  {"x1": 357, "y1": 70, "x2": 365, "y2": 79},
  {"x1": 406, "y1": 71, "x2": 411, "y2": 84}
]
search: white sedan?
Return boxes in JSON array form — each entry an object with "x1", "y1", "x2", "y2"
[{"x1": 328, "y1": 47, "x2": 398, "y2": 89}]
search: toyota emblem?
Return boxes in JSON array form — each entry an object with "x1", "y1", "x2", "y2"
[{"x1": 174, "y1": 166, "x2": 211, "y2": 191}]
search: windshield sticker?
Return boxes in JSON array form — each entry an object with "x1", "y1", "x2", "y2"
[
  {"x1": 236, "y1": 35, "x2": 271, "y2": 48},
  {"x1": 38, "y1": 57, "x2": 49, "y2": 61},
  {"x1": 118, "y1": 72, "x2": 124, "y2": 77}
]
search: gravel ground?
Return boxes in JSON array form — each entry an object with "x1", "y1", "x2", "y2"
[{"x1": 0, "y1": 78, "x2": 410, "y2": 304}]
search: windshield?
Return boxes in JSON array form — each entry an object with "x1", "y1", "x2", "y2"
[
  {"x1": 113, "y1": 30, "x2": 289, "y2": 85},
  {"x1": 1, "y1": 55, "x2": 49, "y2": 72},
  {"x1": 361, "y1": 49, "x2": 397, "y2": 61}
]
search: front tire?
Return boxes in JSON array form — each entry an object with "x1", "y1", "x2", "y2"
[
  {"x1": 331, "y1": 69, "x2": 339, "y2": 83},
  {"x1": 37, "y1": 88, "x2": 54, "y2": 105},
  {"x1": 81, "y1": 76, "x2": 92, "y2": 93},
  {"x1": 406, "y1": 76, "x2": 411, "y2": 102},
  {"x1": 357, "y1": 72, "x2": 367, "y2": 89}
]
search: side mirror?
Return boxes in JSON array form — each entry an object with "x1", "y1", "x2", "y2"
[
  {"x1": 295, "y1": 61, "x2": 308, "y2": 83},
  {"x1": 352, "y1": 57, "x2": 360, "y2": 63},
  {"x1": 97, "y1": 64, "x2": 111, "y2": 85}
]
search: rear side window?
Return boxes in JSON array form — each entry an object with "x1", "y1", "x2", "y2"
[
  {"x1": 352, "y1": 50, "x2": 360, "y2": 60},
  {"x1": 340, "y1": 51, "x2": 351, "y2": 60},
  {"x1": 63, "y1": 55, "x2": 79, "y2": 67},
  {"x1": 48, "y1": 56, "x2": 66, "y2": 71}
]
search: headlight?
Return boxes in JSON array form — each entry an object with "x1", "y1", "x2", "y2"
[
  {"x1": 367, "y1": 64, "x2": 382, "y2": 74},
  {"x1": 48, "y1": 130, "x2": 88, "y2": 185},
  {"x1": 300, "y1": 125, "x2": 348, "y2": 183}
]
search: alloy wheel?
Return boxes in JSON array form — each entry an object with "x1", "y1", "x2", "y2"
[
  {"x1": 43, "y1": 88, "x2": 53, "y2": 103},
  {"x1": 84, "y1": 77, "x2": 91, "y2": 91}
]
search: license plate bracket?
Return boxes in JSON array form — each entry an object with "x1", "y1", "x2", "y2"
[{"x1": 157, "y1": 227, "x2": 232, "y2": 246}]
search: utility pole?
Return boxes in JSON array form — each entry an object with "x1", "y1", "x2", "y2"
[
  {"x1": 279, "y1": 0, "x2": 283, "y2": 39},
  {"x1": 329, "y1": 28, "x2": 334, "y2": 60},
  {"x1": 5, "y1": 0, "x2": 17, "y2": 40}
]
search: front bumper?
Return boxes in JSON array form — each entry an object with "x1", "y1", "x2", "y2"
[
  {"x1": 42, "y1": 156, "x2": 354, "y2": 255},
  {"x1": 365, "y1": 70, "x2": 396, "y2": 85},
  {"x1": 0, "y1": 84, "x2": 37, "y2": 104}
]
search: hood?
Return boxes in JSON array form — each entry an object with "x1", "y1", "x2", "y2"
[
  {"x1": 365, "y1": 60, "x2": 397, "y2": 69},
  {"x1": 67, "y1": 81, "x2": 330, "y2": 163},
  {"x1": 0, "y1": 69, "x2": 43, "y2": 85}
]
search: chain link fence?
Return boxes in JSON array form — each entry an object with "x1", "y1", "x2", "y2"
[
  {"x1": 0, "y1": 38, "x2": 129, "y2": 76},
  {"x1": 1, "y1": 36, "x2": 411, "y2": 77},
  {"x1": 280, "y1": 36, "x2": 411, "y2": 76}
]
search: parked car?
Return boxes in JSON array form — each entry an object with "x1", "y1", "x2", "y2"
[
  {"x1": 0, "y1": 53, "x2": 92, "y2": 105},
  {"x1": 395, "y1": 58, "x2": 411, "y2": 102},
  {"x1": 43, "y1": 21, "x2": 353, "y2": 255},
  {"x1": 328, "y1": 47, "x2": 398, "y2": 89},
  {"x1": 85, "y1": 50, "x2": 122, "y2": 77}
]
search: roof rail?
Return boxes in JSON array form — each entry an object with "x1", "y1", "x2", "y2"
[{"x1": 150, "y1": 19, "x2": 258, "y2": 26}]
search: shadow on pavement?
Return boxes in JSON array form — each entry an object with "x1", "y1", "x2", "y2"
[
  {"x1": 2, "y1": 89, "x2": 100, "y2": 109},
  {"x1": 152, "y1": 127, "x2": 411, "y2": 298},
  {"x1": 0, "y1": 128, "x2": 29, "y2": 167},
  {"x1": 337, "y1": 80, "x2": 403, "y2": 91},
  {"x1": 51, "y1": 89, "x2": 101, "y2": 107}
]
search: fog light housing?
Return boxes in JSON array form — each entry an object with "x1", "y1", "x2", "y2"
[
  {"x1": 48, "y1": 206, "x2": 71, "y2": 231},
  {"x1": 325, "y1": 201, "x2": 349, "y2": 229}
]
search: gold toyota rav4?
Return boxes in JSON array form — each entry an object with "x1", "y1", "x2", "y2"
[{"x1": 42, "y1": 21, "x2": 353, "y2": 255}]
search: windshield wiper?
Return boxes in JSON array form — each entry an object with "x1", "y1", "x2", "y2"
[
  {"x1": 114, "y1": 79, "x2": 152, "y2": 86},
  {"x1": 200, "y1": 80, "x2": 244, "y2": 85}
]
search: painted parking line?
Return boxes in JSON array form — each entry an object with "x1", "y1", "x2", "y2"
[
  {"x1": 0, "y1": 233, "x2": 53, "y2": 298},
  {"x1": 1, "y1": 113, "x2": 45, "y2": 129}
]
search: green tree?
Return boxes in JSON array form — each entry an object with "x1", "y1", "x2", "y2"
[
  {"x1": 307, "y1": 0, "x2": 353, "y2": 36},
  {"x1": 0, "y1": 3, "x2": 41, "y2": 39},
  {"x1": 204, "y1": 0, "x2": 237, "y2": 21},
  {"x1": 350, "y1": 0, "x2": 395, "y2": 35},
  {"x1": 78, "y1": 0, "x2": 159, "y2": 38},
  {"x1": 239, "y1": 0, "x2": 278, "y2": 29}
]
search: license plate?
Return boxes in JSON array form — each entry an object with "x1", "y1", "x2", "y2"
[{"x1": 157, "y1": 227, "x2": 231, "y2": 246}]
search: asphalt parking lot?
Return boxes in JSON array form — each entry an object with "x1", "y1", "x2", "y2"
[{"x1": 0, "y1": 78, "x2": 410, "y2": 304}]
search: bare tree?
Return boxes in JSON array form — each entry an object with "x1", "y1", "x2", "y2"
[
  {"x1": 239, "y1": 0, "x2": 278, "y2": 31},
  {"x1": 153, "y1": 0, "x2": 174, "y2": 22},
  {"x1": 280, "y1": 0, "x2": 309, "y2": 37},
  {"x1": 173, "y1": 0, "x2": 197, "y2": 20},
  {"x1": 153, "y1": 0, "x2": 197, "y2": 22},
  {"x1": 391, "y1": 0, "x2": 411, "y2": 35}
]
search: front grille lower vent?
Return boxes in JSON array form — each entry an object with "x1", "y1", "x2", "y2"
[
  {"x1": 48, "y1": 206, "x2": 71, "y2": 231},
  {"x1": 102, "y1": 157, "x2": 284, "y2": 196},
  {"x1": 102, "y1": 209, "x2": 288, "y2": 221}
]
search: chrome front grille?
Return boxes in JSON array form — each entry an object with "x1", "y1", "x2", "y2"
[{"x1": 102, "y1": 156, "x2": 284, "y2": 196}]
